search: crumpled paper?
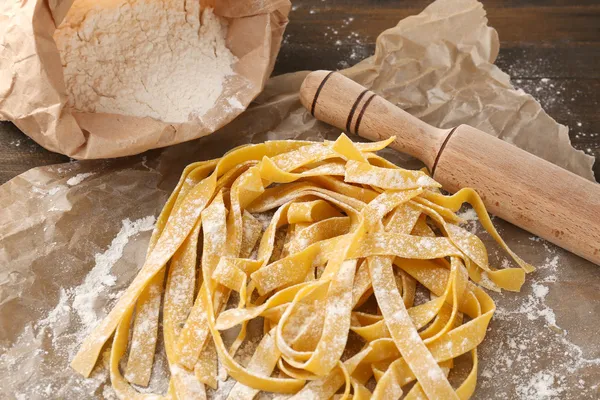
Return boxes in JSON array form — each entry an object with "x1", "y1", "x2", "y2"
[
  {"x1": 0, "y1": 0, "x2": 290, "y2": 159},
  {"x1": 1, "y1": 0, "x2": 599, "y2": 399}
]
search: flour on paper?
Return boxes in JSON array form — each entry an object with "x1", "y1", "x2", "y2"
[
  {"x1": 54, "y1": 1, "x2": 237, "y2": 123},
  {"x1": 32, "y1": 185, "x2": 64, "y2": 196},
  {"x1": 67, "y1": 172, "x2": 95, "y2": 186},
  {"x1": 2, "y1": 216, "x2": 156, "y2": 399},
  {"x1": 35, "y1": 216, "x2": 156, "y2": 338},
  {"x1": 72, "y1": 216, "x2": 156, "y2": 331}
]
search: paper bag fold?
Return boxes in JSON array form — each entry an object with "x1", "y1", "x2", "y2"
[{"x1": 0, "y1": 0, "x2": 290, "y2": 159}]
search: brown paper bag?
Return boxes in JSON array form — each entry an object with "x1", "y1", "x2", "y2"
[{"x1": 0, "y1": 0, "x2": 290, "y2": 159}]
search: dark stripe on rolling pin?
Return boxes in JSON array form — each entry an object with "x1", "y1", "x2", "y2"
[
  {"x1": 354, "y1": 93, "x2": 376, "y2": 135},
  {"x1": 346, "y1": 90, "x2": 369, "y2": 133},
  {"x1": 311, "y1": 71, "x2": 335, "y2": 116},
  {"x1": 431, "y1": 126, "x2": 458, "y2": 177}
]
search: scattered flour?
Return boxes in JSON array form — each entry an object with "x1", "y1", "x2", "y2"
[
  {"x1": 286, "y1": 6, "x2": 367, "y2": 69},
  {"x1": 516, "y1": 372, "x2": 564, "y2": 399},
  {"x1": 32, "y1": 185, "x2": 65, "y2": 196},
  {"x1": 37, "y1": 288, "x2": 71, "y2": 332},
  {"x1": 35, "y1": 215, "x2": 155, "y2": 345},
  {"x1": 67, "y1": 172, "x2": 95, "y2": 186},
  {"x1": 532, "y1": 283, "x2": 549, "y2": 299},
  {"x1": 234, "y1": 336, "x2": 261, "y2": 367},
  {"x1": 102, "y1": 385, "x2": 118, "y2": 399},
  {"x1": 72, "y1": 216, "x2": 156, "y2": 330},
  {"x1": 495, "y1": 257, "x2": 559, "y2": 326},
  {"x1": 3, "y1": 216, "x2": 158, "y2": 399},
  {"x1": 457, "y1": 208, "x2": 478, "y2": 221},
  {"x1": 54, "y1": 1, "x2": 237, "y2": 123},
  {"x1": 481, "y1": 247, "x2": 600, "y2": 399},
  {"x1": 457, "y1": 207, "x2": 480, "y2": 234}
]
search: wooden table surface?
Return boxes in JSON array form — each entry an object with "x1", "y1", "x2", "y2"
[{"x1": 1, "y1": 0, "x2": 599, "y2": 184}]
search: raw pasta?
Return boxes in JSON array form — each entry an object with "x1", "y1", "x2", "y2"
[{"x1": 71, "y1": 134, "x2": 534, "y2": 399}]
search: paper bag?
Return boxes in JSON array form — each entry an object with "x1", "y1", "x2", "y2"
[{"x1": 0, "y1": 0, "x2": 290, "y2": 159}]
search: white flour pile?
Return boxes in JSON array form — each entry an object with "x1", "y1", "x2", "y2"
[{"x1": 54, "y1": 0, "x2": 237, "y2": 123}]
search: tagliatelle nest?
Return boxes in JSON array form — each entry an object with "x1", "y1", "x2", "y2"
[{"x1": 71, "y1": 134, "x2": 534, "y2": 399}]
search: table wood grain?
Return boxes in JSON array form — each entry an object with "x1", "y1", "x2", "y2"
[{"x1": 1, "y1": 0, "x2": 599, "y2": 183}]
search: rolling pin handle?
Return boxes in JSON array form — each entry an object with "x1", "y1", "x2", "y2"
[{"x1": 300, "y1": 70, "x2": 450, "y2": 170}]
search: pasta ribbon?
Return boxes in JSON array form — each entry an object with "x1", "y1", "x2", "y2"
[{"x1": 71, "y1": 134, "x2": 533, "y2": 399}]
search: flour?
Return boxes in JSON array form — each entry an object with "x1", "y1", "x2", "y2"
[
  {"x1": 102, "y1": 385, "x2": 118, "y2": 399},
  {"x1": 8, "y1": 216, "x2": 158, "y2": 398},
  {"x1": 480, "y1": 248, "x2": 600, "y2": 399},
  {"x1": 516, "y1": 372, "x2": 564, "y2": 399},
  {"x1": 37, "y1": 288, "x2": 71, "y2": 332},
  {"x1": 495, "y1": 258, "x2": 558, "y2": 326},
  {"x1": 32, "y1": 185, "x2": 64, "y2": 196},
  {"x1": 456, "y1": 207, "x2": 480, "y2": 235},
  {"x1": 72, "y1": 216, "x2": 156, "y2": 331},
  {"x1": 457, "y1": 208, "x2": 478, "y2": 221},
  {"x1": 67, "y1": 172, "x2": 95, "y2": 186},
  {"x1": 54, "y1": 1, "x2": 237, "y2": 123},
  {"x1": 36, "y1": 215, "x2": 156, "y2": 345},
  {"x1": 234, "y1": 335, "x2": 261, "y2": 367}
]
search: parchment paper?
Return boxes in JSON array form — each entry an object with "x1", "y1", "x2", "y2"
[
  {"x1": 1, "y1": 0, "x2": 599, "y2": 399},
  {"x1": 0, "y1": 0, "x2": 290, "y2": 159}
]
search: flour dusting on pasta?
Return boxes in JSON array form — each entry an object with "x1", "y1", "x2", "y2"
[{"x1": 70, "y1": 135, "x2": 535, "y2": 398}]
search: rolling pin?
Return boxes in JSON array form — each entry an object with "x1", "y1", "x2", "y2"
[{"x1": 300, "y1": 70, "x2": 600, "y2": 265}]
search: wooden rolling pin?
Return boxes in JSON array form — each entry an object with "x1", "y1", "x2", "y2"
[{"x1": 300, "y1": 70, "x2": 600, "y2": 265}]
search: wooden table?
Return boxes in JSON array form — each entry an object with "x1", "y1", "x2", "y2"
[{"x1": 1, "y1": 0, "x2": 598, "y2": 183}]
